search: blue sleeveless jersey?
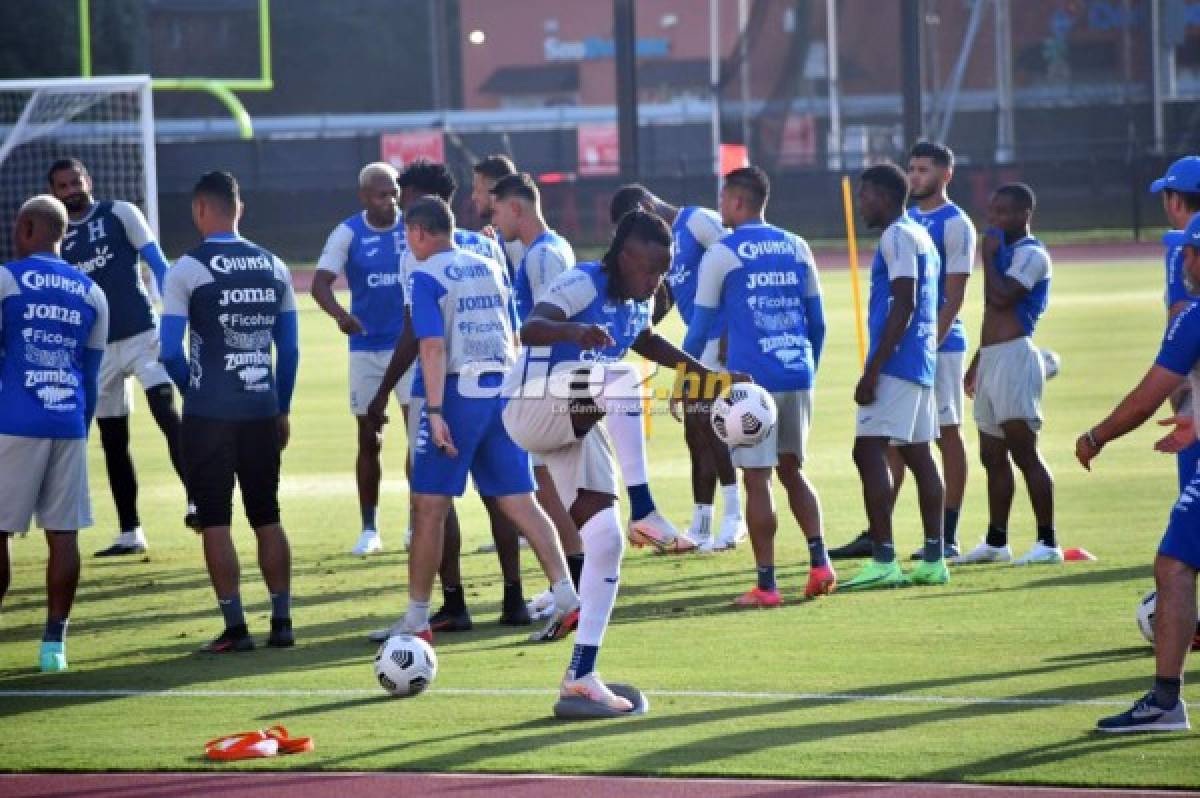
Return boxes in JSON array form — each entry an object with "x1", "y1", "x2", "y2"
[
  {"x1": 995, "y1": 236, "x2": 1051, "y2": 337},
  {"x1": 867, "y1": 218, "x2": 939, "y2": 386},
  {"x1": 0, "y1": 255, "x2": 103, "y2": 438},
  {"x1": 906, "y1": 202, "x2": 970, "y2": 353},
  {"x1": 62, "y1": 200, "x2": 153, "y2": 343},
  {"x1": 341, "y1": 213, "x2": 406, "y2": 352}
]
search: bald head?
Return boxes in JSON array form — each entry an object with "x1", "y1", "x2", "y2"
[{"x1": 15, "y1": 194, "x2": 69, "y2": 257}]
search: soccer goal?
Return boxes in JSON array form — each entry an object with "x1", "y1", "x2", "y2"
[{"x1": 0, "y1": 75, "x2": 157, "y2": 263}]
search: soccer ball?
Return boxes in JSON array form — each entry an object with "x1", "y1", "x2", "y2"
[
  {"x1": 711, "y1": 383, "x2": 777, "y2": 448},
  {"x1": 1136, "y1": 590, "x2": 1156, "y2": 644},
  {"x1": 374, "y1": 634, "x2": 438, "y2": 697},
  {"x1": 1040, "y1": 348, "x2": 1061, "y2": 380}
]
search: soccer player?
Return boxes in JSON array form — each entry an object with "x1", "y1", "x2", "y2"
[
  {"x1": 160, "y1": 171, "x2": 300, "y2": 653},
  {"x1": 1074, "y1": 210, "x2": 1200, "y2": 733},
  {"x1": 311, "y1": 162, "x2": 407, "y2": 556},
  {"x1": 682, "y1": 167, "x2": 835, "y2": 604},
  {"x1": 366, "y1": 159, "x2": 534, "y2": 631},
  {"x1": 960, "y1": 184, "x2": 1058, "y2": 565},
  {"x1": 609, "y1": 184, "x2": 746, "y2": 552},
  {"x1": 0, "y1": 195, "x2": 108, "y2": 672},
  {"x1": 369, "y1": 195, "x2": 580, "y2": 645},
  {"x1": 1150, "y1": 156, "x2": 1200, "y2": 493},
  {"x1": 470, "y1": 154, "x2": 525, "y2": 272},
  {"x1": 47, "y1": 158, "x2": 189, "y2": 556},
  {"x1": 843, "y1": 163, "x2": 947, "y2": 591},
  {"x1": 503, "y1": 210, "x2": 736, "y2": 712}
]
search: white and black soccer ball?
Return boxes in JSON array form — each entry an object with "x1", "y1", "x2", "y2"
[
  {"x1": 374, "y1": 634, "x2": 438, "y2": 698},
  {"x1": 711, "y1": 383, "x2": 777, "y2": 448},
  {"x1": 1136, "y1": 590, "x2": 1156, "y2": 645},
  {"x1": 1040, "y1": 348, "x2": 1061, "y2": 380}
]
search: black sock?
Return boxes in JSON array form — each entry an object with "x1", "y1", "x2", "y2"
[
  {"x1": 442, "y1": 584, "x2": 466, "y2": 613},
  {"x1": 943, "y1": 508, "x2": 960, "y2": 547},
  {"x1": 985, "y1": 524, "x2": 1008, "y2": 548},
  {"x1": 502, "y1": 580, "x2": 524, "y2": 607},
  {"x1": 1036, "y1": 525, "x2": 1057, "y2": 548},
  {"x1": 566, "y1": 553, "x2": 585, "y2": 589},
  {"x1": 97, "y1": 416, "x2": 139, "y2": 530},
  {"x1": 1153, "y1": 676, "x2": 1182, "y2": 709},
  {"x1": 225, "y1": 622, "x2": 249, "y2": 639}
]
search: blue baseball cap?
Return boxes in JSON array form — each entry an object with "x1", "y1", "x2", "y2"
[{"x1": 1150, "y1": 156, "x2": 1200, "y2": 193}]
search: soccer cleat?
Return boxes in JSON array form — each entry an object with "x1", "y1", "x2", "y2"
[
  {"x1": 560, "y1": 671, "x2": 634, "y2": 713},
  {"x1": 1013, "y1": 542, "x2": 1065, "y2": 565},
  {"x1": 429, "y1": 605, "x2": 474, "y2": 632},
  {"x1": 1096, "y1": 691, "x2": 1190, "y2": 733},
  {"x1": 951, "y1": 541, "x2": 1013, "y2": 565},
  {"x1": 94, "y1": 528, "x2": 147, "y2": 557},
  {"x1": 499, "y1": 599, "x2": 532, "y2": 627},
  {"x1": 706, "y1": 516, "x2": 748, "y2": 552},
  {"x1": 267, "y1": 618, "x2": 295, "y2": 648},
  {"x1": 907, "y1": 558, "x2": 950, "y2": 586},
  {"x1": 910, "y1": 542, "x2": 960, "y2": 561},
  {"x1": 351, "y1": 528, "x2": 383, "y2": 557},
  {"x1": 840, "y1": 559, "x2": 909, "y2": 591},
  {"x1": 627, "y1": 511, "x2": 683, "y2": 552},
  {"x1": 200, "y1": 628, "x2": 255, "y2": 653},
  {"x1": 367, "y1": 619, "x2": 433, "y2": 645},
  {"x1": 733, "y1": 586, "x2": 783, "y2": 608},
  {"x1": 657, "y1": 531, "x2": 698, "y2": 555},
  {"x1": 804, "y1": 564, "x2": 838, "y2": 598},
  {"x1": 525, "y1": 589, "x2": 556, "y2": 621},
  {"x1": 828, "y1": 530, "x2": 873, "y2": 560},
  {"x1": 38, "y1": 641, "x2": 67, "y2": 673},
  {"x1": 529, "y1": 602, "x2": 580, "y2": 642}
]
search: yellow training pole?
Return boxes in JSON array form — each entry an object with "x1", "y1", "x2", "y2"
[
  {"x1": 840, "y1": 175, "x2": 867, "y2": 368},
  {"x1": 641, "y1": 360, "x2": 653, "y2": 438}
]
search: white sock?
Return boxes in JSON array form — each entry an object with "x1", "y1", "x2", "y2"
[
  {"x1": 691, "y1": 504, "x2": 714, "y2": 537},
  {"x1": 404, "y1": 599, "x2": 430, "y2": 630},
  {"x1": 576, "y1": 506, "x2": 624, "y2": 647},
  {"x1": 721, "y1": 483, "x2": 742, "y2": 518},
  {"x1": 605, "y1": 408, "x2": 649, "y2": 487},
  {"x1": 550, "y1": 577, "x2": 578, "y2": 611}
]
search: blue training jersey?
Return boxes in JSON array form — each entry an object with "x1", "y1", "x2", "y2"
[
  {"x1": 1164, "y1": 229, "x2": 1198, "y2": 309},
  {"x1": 867, "y1": 216, "x2": 940, "y2": 386},
  {"x1": 512, "y1": 229, "x2": 575, "y2": 323},
  {"x1": 162, "y1": 234, "x2": 297, "y2": 420},
  {"x1": 1157, "y1": 301, "x2": 1200, "y2": 428},
  {"x1": 993, "y1": 235, "x2": 1051, "y2": 337},
  {"x1": 316, "y1": 212, "x2": 406, "y2": 352},
  {"x1": 537, "y1": 261, "x2": 652, "y2": 372},
  {"x1": 62, "y1": 200, "x2": 156, "y2": 343},
  {"x1": 0, "y1": 254, "x2": 108, "y2": 438},
  {"x1": 693, "y1": 223, "x2": 822, "y2": 392},
  {"x1": 669, "y1": 206, "x2": 726, "y2": 328},
  {"x1": 906, "y1": 202, "x2": 975, "y2": 353}
]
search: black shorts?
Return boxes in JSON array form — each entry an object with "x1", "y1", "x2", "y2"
[{"x1": 181, "y1": 415, "x2": 281, "y2": 529}]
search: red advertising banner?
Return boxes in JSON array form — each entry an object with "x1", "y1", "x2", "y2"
[
  {"x1": 577, "y1": 123, "x2": 619, "y2": 177},
  {"x1": 381, "y1": 130, "x2": 445, "y2": 168}
]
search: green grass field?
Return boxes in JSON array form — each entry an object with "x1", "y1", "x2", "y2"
[{"x1": 1, "y1": 257, "x2": 1197, "y2": 787}]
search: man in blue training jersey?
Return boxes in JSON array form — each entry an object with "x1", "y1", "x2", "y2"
[
  {"x1": 961, "y1": 184, "x2": 1059, "y2": 565},
  {"x1": 1074, "y1": 211, "x2": 1200, "y2": 733},
  {"x1": 1150, "y1": 156, "x2": 1200, "y2": 494},
  {"x1": 160, "y1": 172, "x2": 300, "y2": 654},
  {"x1": 366, "y1": 159, "x2": 537, "y2": 634},
  {"x1": 843, "y1": 163, "x2": 948, "y2": 591},
  {"x1": 609, "y1": 184, "x2": 746, "y2": 553},
  {"x1": 682, "y1": 166, "x2": 835, "y2": 605},
  {"x1": 0, "y1": 195, "x2": 108, "y2": 673},
  {"x1": 503, "y1": 210, "x2": 740, "y2": 714},
  {"x1": 367, "y1": 195, "x2": 581, "y2": 647},
  {"x1": 48, "y1": 158, "x2": 190, "y2": 556},
  {"x1": 311, "y1": 162, "x2": 407, "y2": 557}
]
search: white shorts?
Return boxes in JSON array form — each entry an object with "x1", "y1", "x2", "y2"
[
  {"x1": 349, "y1": 350, "x2": 412, "y2": 415},
  {"x1": 974, "y1": 337, "x2": 1044, "y2": 438},
  {"x1": 935, "y1": 351, "x2": 966, "y2": 427},
  {"x1": 97, "y1": 329, "x2": 172, "y2": 419},
  {"x1": 502, "y1": 387, "x2": 618, "y2": 509},
  {"x1": 0, "y1": 435, "x2": 92, "y2": 533},
  {"x1": 855, "y1": 374, "x2": 938, "y2": 445},
  {"x1": 732, "y1": 389, "x2": 812, "y2": 468}
]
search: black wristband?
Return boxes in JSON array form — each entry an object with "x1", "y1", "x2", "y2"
[{"x1": 426, "y1": 405, "x2": 443, "y2": 416}]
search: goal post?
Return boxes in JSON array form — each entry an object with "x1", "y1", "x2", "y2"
[{"x1": 0, "y1": 75, "x2": 157, "y2": 262}]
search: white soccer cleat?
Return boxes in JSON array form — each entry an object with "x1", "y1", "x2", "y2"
[
  {"x1": 351, "y1": 528, "x2": 383, "y2": 557},
  {"x1": 560, "y1": 671, "x2": 634, "y2": 713},
  {"x1": 94, "y1": 527, "x2": 147, "y2": 557},
  {"x1": 708, "y1": 516, "x2": 748, "y2": 551},
  {"x1": 627, "y1": 511, "x2": 683, "y2": 552},
  {"x1": 1013, "y1": 541, "x2": 1065, "y2": 565},
  {"x1": 525, "y1": 588, "x2": 556, "y2": 621},
  {"x1": 950, "y1": 541, "x2": 1013, "y2": 565},
  {"x1": 366, "y1": 617, "x2": 432, "y2": 644}
]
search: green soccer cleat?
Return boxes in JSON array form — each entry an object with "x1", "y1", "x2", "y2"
[
  {"x1": 908, "y1": 558, "x2": 950, "y2": 586},
  {"x1": 840, "y1": 558, "x2": 909, "y2": 591},
  {"x1": 38, "y1": 641, "x2": 67, "y2": 673}
]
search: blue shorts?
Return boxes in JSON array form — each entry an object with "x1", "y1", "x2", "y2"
[
  {"x1": 1160, "y1": 470, "x2": 1200, "y2": 569},
  {"x1": 410, "y1": 387, "x2": 534, "y2": 498}
]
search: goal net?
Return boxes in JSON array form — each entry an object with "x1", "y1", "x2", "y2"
[{"x1": 0, "y1": 75, "x2": 157, "y2": 263}]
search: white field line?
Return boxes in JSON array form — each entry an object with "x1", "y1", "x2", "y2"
[{"x1": 0, "y1": 686, "x2": 1185, "y2": 709}]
